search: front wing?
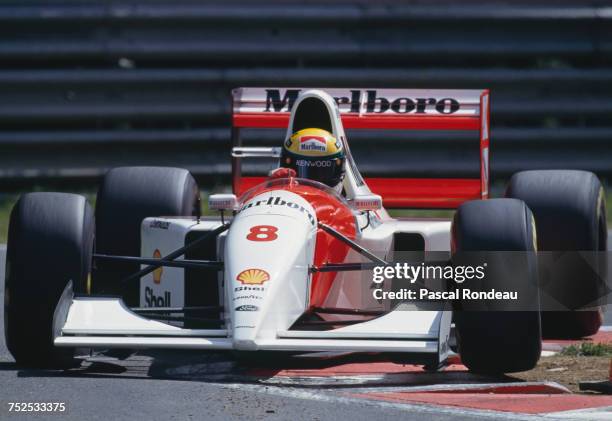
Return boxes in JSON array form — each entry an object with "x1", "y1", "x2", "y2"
[{"x1": 52, "y1": 282, "x2": 452, "y2": 366}]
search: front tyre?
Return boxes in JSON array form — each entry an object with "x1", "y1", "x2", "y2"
[
  {"x1": 4, "y1": 193, "x2": 94, "y2": 368},
  {"x1": 452, "y1": 198, "x2": 542, "y2": 374},
  {"x1": 93, "y1": 166, "x2": 199, "y2": 306}
]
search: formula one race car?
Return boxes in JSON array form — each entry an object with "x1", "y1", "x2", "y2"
[{"x1": 4, "y1": 88, "x2": 607, "y2": 373}]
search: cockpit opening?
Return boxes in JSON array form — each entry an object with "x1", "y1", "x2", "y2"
[{"x1": 291, "y1": 97, "x2": 334, "y2": 133}]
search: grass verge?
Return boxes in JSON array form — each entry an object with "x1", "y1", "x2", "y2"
[
  {"x1": 560, "y1": 342, "x2": 612, "y2": 357},
  {"x1": 512, "y1": 354, "x2": 610, "y2": 393}
]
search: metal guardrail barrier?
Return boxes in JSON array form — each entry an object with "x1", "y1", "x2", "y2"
[{"x1": 0, "y1": 1, "x2": 611, "y2": 184}]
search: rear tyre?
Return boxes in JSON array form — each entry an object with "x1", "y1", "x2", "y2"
[
  {"x1": 506, "y1": 170, "x2": 607, "y2": 338},
  {"x1": 93, "y1": 167, "x2": 199, "y2": 306},
  {"x1": 5, "y1": 193, "x2": 94, "y2": 368},
  {"x1": 452, "y1": 199, "x2": 541, "y2": 374}
]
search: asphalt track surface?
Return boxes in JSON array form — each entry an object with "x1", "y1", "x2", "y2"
[{"x1": 0, "y1": 233, "x2": 610, "y2": 420}]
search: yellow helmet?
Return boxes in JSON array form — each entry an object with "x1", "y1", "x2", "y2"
[{"x1": 281, "y1": 128, "x2": 345, "y2": 187}]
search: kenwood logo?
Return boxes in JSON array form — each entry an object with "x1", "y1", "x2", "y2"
[
  {"x1": 296, "y1": 159, "x2": 332, "y2": 167},
  {"x1": 264, "y1": 89, "x2": 460, "y2": 115}
]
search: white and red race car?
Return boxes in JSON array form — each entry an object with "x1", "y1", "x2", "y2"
[{"x1": 4, "y1": 88, "x2": 607, "y2": 373}]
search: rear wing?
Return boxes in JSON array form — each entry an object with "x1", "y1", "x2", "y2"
[{"x1": 231, "y1": 87, "x2": 490, "y2": 209}]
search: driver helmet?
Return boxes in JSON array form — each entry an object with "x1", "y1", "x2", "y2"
[{"x1": 280, "y1": 128, "x2": 346, "y2": 189}]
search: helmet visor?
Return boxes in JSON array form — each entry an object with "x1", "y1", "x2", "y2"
[{"x1": 290, "y1": 157, "x2": 344, "y2": 187}]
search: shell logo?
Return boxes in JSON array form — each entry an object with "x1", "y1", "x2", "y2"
[
  {"x1": 153, "y1": 249, "x2": 163, "y2": 284},
  {"x1": 236, "y1": 268, "x2": 270, "y2": 285}
]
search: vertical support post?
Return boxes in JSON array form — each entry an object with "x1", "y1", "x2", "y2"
[
  {"x1": 479, "y1": 90, "x2": 491, "y2": 199},
  {"x1": 231, "y1": 89, "x2": 243, "y2": 195}
]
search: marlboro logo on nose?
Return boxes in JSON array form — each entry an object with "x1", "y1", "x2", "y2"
[
  {"x1": 239, "y1": 195, "x2": 316, "y2": 226},
  {"x1": 299, "y1": 136, "x2": 327, "y2": 152}
]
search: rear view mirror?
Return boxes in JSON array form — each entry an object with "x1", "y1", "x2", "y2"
[
  {"x1": 352, "y1": 194, "x2": 383, "y2": 212},
  {"x1": 209, "y1": 194, "x2": 239, "y2": 211}
]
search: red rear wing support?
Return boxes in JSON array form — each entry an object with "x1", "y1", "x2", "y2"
[{"x1": 231, "y1": 88, "x2": 490, "y2": 209}]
